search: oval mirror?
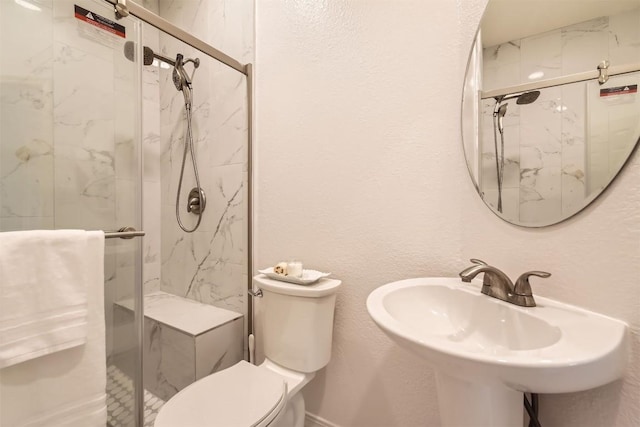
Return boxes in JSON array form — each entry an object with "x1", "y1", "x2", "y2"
[{"x1": 462, "y1": 1, "x2": 640, "y2": 227}]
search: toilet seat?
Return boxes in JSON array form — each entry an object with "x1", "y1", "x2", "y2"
[{"x1": 154, "y1": 361, "x2": 287, "y2": 427}]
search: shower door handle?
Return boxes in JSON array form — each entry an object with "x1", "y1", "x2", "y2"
[{"x1": 104, "y1": 226, "x2": 146, "y2": 239}]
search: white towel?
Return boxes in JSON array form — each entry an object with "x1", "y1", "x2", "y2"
[
  {"x1": 0, "y1": 230, "x2": 97, "y2": 368},
  {"x1": 0, "y1": 230, "x2": 107, "y2": 427}
]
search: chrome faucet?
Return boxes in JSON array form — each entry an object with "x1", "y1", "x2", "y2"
[{"x1": 459, "y1": 259, "x2": 550, "y2": 307}]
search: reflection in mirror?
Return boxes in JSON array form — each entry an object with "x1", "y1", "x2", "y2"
[{"x1": 462, "y1": 1, "x2": 640, "y2": 227}]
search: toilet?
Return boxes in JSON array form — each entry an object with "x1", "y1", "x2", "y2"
[{"x1": 154, "y1": 274, "x2": 342, "y2": 427}]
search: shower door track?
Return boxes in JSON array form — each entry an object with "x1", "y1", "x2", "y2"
[
  {"x1": 481, "y1": 62, "x2": 640, "y2": 99},
  {"x1": 102, "y1": 2, "x2": 255, "y2": 426},
  {"x1": 108, "y1": 0, "x2": 247, "y2": 74}
]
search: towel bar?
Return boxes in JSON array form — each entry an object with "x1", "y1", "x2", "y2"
[{"x1": 104, "y1": 227, "x2": 145, "y2": 239}]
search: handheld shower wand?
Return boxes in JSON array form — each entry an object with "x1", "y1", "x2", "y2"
[
  {"x1": 172, "y1": 53, "x2": 200, "y2": 110},
  {"x1": 492, "y1": 103, "x2": 509, "y2": 212},
  {"x1": 495, "y1": 103, "x2": 508, "y2": 134},
  {"x1": 490, "y1": 90, "x2": 541, "y2": 213}
]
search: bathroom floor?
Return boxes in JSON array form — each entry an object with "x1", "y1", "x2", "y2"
[{"x1": 107, "y1": 364, "x2": 165, "y2": 427}]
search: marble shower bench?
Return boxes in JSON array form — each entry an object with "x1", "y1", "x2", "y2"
[{"x1": 114, "y1": 291, "x2": 243, "y2": 401}]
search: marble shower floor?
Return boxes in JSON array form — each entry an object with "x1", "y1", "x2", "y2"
[{"x1": 107, "y1": 364, "x2": 165, "y2": 427}]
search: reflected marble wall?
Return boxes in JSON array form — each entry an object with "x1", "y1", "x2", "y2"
[{"x1": 480, "y1": 7, "x2": 640, "y2": 224}]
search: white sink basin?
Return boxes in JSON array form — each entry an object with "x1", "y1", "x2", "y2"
[{"x1": 367, "y1": 278, "x2": 628, "y2": 425}]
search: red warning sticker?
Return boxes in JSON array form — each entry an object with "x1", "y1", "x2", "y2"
[
  {"x1": 74, "y1": 4, "x2": 126, "y2": 38},
  {"x1": 600, "y1": 84, "x2": 637, "y2": 97}
]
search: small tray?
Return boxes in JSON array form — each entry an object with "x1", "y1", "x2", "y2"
[{"x1": 258, "y1": 267, "x2": 331, "y2": 285}]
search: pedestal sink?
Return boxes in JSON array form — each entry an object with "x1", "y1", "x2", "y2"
[{"x1": 366, "y1": 278, "x2": 628, "y2": 426}]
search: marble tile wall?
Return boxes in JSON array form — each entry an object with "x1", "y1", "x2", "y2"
[
  {"x1": 1, "y1": 0, "x2": 143, "y2": 358},
  {"x1": 156, "y1": 0, "x2": 253, "y2": 323},
  {"x1": 1, "y1": 1, "x2": 253, "y2": 406},
  {"x1": 114, "y1": 291, "x2": 243, "y2": 401},
  {"x1": 1, "y1": 0, "x2": 55, "y2": 231},
  {"x1": 137, "y1": 0, "x2": 162, "y2": 295},
  {"x1": 481, "y1": 7, "x2": 640, "y2": 223}
]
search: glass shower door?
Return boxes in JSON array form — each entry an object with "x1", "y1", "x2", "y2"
[{"x1": 0, "y1": 0, "x2": 144, "y2": 425}]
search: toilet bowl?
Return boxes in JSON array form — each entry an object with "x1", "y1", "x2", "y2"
[{"x1": 154, "y1": 275, "x2": 342, "y2": 427}]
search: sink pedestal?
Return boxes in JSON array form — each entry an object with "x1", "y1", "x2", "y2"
[{"x1": 435, "y1": 373, "x2": 523, "y2": 427}]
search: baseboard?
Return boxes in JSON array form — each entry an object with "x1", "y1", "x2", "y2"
[{"x1": 305, "y1": 412, "x2": 341, "y2": 427}]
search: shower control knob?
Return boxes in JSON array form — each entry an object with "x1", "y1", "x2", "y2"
[
  {"x1": 187, "y1": 197, "x2": 199, "y2": 212},
  {"x1": 187, "y1": 187, "x2": 206, "y2": 215}
]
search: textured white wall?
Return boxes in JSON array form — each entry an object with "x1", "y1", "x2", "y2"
[{"x1": 255, "y1": 1, "x2": 640, "y2": 426}]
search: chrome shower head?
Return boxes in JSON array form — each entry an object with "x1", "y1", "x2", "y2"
[
  {"x1": 172, "y1": 55, "x2": 186, "y2": 91},
  {"x1": 172, "y1": 53, "x2": 200, "y2": 110}
]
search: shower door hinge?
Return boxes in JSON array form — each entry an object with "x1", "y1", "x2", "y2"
[{"x1": 115, "y1": 0, "x2": 129, "y2": 19}]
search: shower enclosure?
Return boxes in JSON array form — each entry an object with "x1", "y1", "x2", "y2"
[
  {"x1": 490, "y1": 90, "x2": 540, "y2": 212},
  {"x1": 0, "y1": 0, "x2": 253, "y2": 425}
]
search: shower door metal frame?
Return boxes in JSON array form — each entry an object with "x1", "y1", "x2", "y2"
[
  {"x1": 102, "y1": 1, "x2": 255, "y2": 425},
  {"x1": 481, "y1": 62, "x2": 640, "y2": 99}
]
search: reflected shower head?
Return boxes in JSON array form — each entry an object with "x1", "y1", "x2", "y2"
[
  {"x1": 494, "y1": 90, "x2": 541, "y2": 106},
  {"x1": 492, "y1": 90, "x2": 540, "y2": 131},
  {"x1": 516, "y1": 91, "x2": 540, "y2": 105}
]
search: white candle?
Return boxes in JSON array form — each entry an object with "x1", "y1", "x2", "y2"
[{"x1": 287, "y1": 261, "x2": 303, "y2": 278}]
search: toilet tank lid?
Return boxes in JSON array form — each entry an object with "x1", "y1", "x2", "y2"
[{"x1": 255, "y1": 275, "x2": 342, "y2": 297}]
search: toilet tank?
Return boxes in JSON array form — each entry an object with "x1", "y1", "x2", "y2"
[{"x1": 254, "y1": 275, "x2": 342, "y2": 373}]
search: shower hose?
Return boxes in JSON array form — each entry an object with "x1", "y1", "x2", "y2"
[
  {"x1": 175, "y1": 105, "x2": 204, "y2": 233},
  {"x1": 492, "y1": 113, "x2": 505, "y2": 213}
]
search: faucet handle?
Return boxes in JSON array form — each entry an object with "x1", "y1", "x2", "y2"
[
  {"x1": 514, "y1": 271, "x2": 551, "y2": 296},
  {"x1": 469, "y1": 258, "x2": 488, "y2": 266}
]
